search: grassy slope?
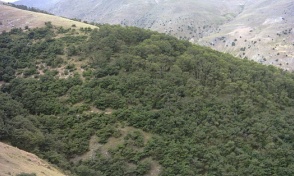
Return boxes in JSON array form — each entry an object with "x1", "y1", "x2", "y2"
[
  {"x1": 0, "y1": 3, "x2": 97, "y2": 33},
  {"x1": 0, "y1": 142, "x2": 65, "y2": 176}
]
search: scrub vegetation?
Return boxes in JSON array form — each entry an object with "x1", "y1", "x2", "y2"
[{"x1": 1, "y1": 23, "x2": 294, "y2": 175}]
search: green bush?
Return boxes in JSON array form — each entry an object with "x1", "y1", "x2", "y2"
[{"x1": 16, "y1": 173, "x2": 36, "y2": 176}]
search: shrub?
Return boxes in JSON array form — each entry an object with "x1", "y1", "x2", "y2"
[{"x1": 16, "y1": 173, "x2": 36, "y2": 176}]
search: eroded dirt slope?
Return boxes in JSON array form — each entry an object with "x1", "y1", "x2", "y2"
[{"x1": 0, "y1": 142, "x2": 66, "y2": 176}]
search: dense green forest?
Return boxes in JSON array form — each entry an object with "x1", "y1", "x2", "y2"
[{"x1": 1, "y1": 23, "x2": 294, "y2": 176}]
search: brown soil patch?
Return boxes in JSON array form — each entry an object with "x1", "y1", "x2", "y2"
[
  {"x1": 143, "y1": 158, "x2": 162, "y2": 176},
  {"x1": 0, "y1": 142, "x2": 66, "y2": 176},
  {"x1": 71, "y1": 125, "x2": 153, "y2": 161},
  {"x1": 70, "y1": 135, "x2": 102, "y2": 164},
  {"x1": 70, "y1": 125, "x2": 161, "y2": 175},
  {"x1": 86, "y1": 107, "x2": 113, "y2": 115}
]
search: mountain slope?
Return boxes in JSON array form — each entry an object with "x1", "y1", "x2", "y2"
[
  {"x1": 1, "y1": 22, "x2": 294, "y2": 175},
  {"x1": 14, "y1": 0, "x2": 60, "y2": 9},
  {"x1": 49, "y1": 0, "x2": 245, "y2": 38},
  {"x1": 0, "y1": 142, "x2": 65, "y2": 176},
  {"x1": 15, "y1": 0, "x2": 294, "y2": 70},
  {"x1": 200, "y1": 0, "x2": 294, "y2": 70},
  {"x1": 0, "y1": 3, "x2": 96, "y2": 33}
]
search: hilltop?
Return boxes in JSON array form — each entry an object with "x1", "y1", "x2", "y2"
[
  {"x1": 0, "y1": 3, "x2": 96, "y2": 33},
  {"x1": 15, "y1": 0, "x2": 294, "y2": 70}
]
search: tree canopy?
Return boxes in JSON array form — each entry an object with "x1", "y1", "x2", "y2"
[{"x1": 1, "y1": 23, "x2": 294, "y2": 175}]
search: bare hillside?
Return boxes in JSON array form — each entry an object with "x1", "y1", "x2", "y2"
[
  {"x1": 0, "y1": 142, "x2": 65, "y2": 176},
  {"x1": 49, "y1": 0, "x2": 245, "y2": 41},
  {"x1": 200, "y1": 0, "x2": 294, "y2": 70},
  {"x1": 0, "y1": 3, "x2": 96, "y2": 33}
]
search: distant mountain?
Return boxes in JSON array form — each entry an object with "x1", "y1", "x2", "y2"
[
  {"x1": 49, "y1": 0, "x2": 245, "y2": 38},
  {"x1": 199, "y1": 0, "x2": 294, "y2": 70},
  {"x1": 14, "y1": 0, "x2": 60, "y2": 9},
  {"x1": 14, "y1": 0, "x2": 294, "y2": 70}
]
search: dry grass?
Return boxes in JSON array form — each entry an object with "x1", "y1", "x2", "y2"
[
  {"x1": 0, "y1": 142, "x2": 66, "y2": 176},
  {"x1": 0, "y1": 4, "x2": 97, "y2": 33}
]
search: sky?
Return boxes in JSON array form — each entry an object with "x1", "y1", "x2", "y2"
[{"x1": 2, "y1": 0, "x2": 18, "y2": 2}]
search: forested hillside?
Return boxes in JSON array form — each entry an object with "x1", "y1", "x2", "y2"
[
  {"x1": 1, "y1": 23, "x2": 294, "y2": 175},
  {"x1": 15, "y1": 0, "x2": 294, "y2": 70}
]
